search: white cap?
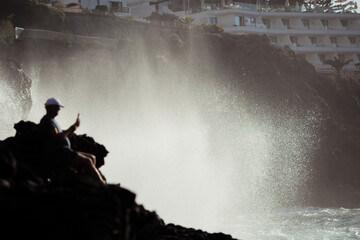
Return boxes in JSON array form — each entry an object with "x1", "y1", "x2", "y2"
[{"x1": 45, "y1": 98, "x2": 64, "y2": 108}]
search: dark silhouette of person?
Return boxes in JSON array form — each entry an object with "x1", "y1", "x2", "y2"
[{"x1": 39, "y1": 97, "x2": 105, "y2": 183}]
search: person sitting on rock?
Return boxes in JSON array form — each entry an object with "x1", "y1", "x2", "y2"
[{"x1": 39, "y1": 97, "x2": 105, "y2": 183}]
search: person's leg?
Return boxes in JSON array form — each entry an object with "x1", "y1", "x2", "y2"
[
  {"x1": 70, "y1": 154, "x2": 105, "y2": 183},
  {"x1": 78, "y1": 152, "x2": 107, "y2": 182},
  {"x1": 78, "y1": 151, "x2": 96, "y2": 166}
]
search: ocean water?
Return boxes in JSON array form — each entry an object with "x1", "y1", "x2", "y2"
[{"x1": 223, "y1": 207, "x2": 360, "y2": 240}]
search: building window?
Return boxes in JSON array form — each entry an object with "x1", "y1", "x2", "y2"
[
  {"x1": 209, "y1": 17, "x2": 217, "y2": 25},
  {"x1": 269, "y1": 36, "x2": 277, "y2": 44},
  {"x1": 349, "y1": 37, "x2": 356, "y2": 45},
  {"x1": 340, "y1": 20, "x2": 348, "y2": 29},
  {"x1": 235, "y1": 16, "x2": 244, "y2": 26},
  {"x1": 244, "y1": 17, "x2": 256, "y2": 27},
  {"x1": 282, "y1": 18, "x2": 290, "y2": 29},
  {"x1": 318, "y1": 54, "x2": 326, "y2": 63},
  {"x1": 262, "y1": 18, "x2": 270, "y2": 29},
  {"x1": 301, "y1": 19, "x2": 310, "y2": 29},
  {"x1": 321, "y1": 19, "x2": 329, "y2": 29},
  {"x1": 330, "y1": 37, "x2": 337, "y2": 47},
  {"x1": 251, "y1": 17, "x2": 256, "y2": 26},
  {"x1": 110, "y1": 1, "x2": 122, "y2": 10},
  {"x1": 290, "y1": 36, "x2": 298, "y2": 46},
  {"x1": 235, "y1": 16, "x2": 240, "y2": 26},
  {"x1": 309, "y1": 36, "x2": 317, "y2": 45},
  {"x1": 357, "y1": 54, "x2": 360, "y2": 61}
]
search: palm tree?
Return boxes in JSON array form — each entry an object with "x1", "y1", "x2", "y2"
[{"x1": 323, "y1": 56, "x2": 352, "y2": 79}]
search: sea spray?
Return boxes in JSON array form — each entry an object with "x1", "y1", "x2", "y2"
[{"x1": 2, "y1": 31, "x2": 324, "y2": 233}]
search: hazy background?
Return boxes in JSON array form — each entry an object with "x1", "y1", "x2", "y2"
[
  {"x1": 0, "y1": 29, "x2": 324, "y2": 234},
  {"x1": 5, "y1": 53, "x2": 317, "y2": 235}
]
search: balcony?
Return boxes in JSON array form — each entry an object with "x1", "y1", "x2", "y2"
[
  {"x1": 197, "y1": 2, "x2": 359, "y2": 15},
  {"x1": 290, "y1": 45, "x2": 360, "y2": 53},
  {"x1": 223, "y1": 23, "x2": 360, "y2": 36},
  {"x1": 223, "y1": 25, "x2": 268, "y2": 34}
]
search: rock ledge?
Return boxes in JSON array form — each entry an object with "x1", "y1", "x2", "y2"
[{"x1": 0, "y1": 121, "x2": 236, "y2": 240}]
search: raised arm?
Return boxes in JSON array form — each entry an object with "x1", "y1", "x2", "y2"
[{"x1": 48, "y1": 114, "x2": 80, "y2": 140}]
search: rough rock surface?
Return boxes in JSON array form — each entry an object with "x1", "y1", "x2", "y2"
[{"x1": 0, "y1": 121, "x2": 237, "y2": 240}]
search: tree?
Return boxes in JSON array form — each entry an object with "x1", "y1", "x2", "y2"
[
  {"x1": 303, "y1": 0, "x2": 333, "y2": 12},
  {"x1": 182, "y1": 15, "x2": 194, "y2": 25},
  {"x1": 323, "y1": 56, "x2": 352, "y2": 78},
  {"x1": 303, "y1": 0, "x2": 357, "y2": 13},
  {"x1": 332, "y1": 0, "x2": 358, "y2": 13},
  {"x1": 145, "y1": 12, "x2": 180, "y2": 23}
]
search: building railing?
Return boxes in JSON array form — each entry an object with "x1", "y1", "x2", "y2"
[
  {"x1": 200, "y1": 3, "x2": 298, "y2": 12},
  {"x1": 191, "y1": 2, "x2": 358, "y2": 14},
  {"x1": 224, "y1": 24, "x2": 360, "y2": 35},
  {"x1": 290, "y1": 45, "x2": 360, "y2": 51}
]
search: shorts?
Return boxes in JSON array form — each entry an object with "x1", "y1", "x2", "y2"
[{"x1": 52, "y1": 147, "x2": 78, "y2": 167}]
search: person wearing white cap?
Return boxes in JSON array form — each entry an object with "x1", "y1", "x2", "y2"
[{"x1": 39, "y1": 97, "x2": 105, "y2": 183}]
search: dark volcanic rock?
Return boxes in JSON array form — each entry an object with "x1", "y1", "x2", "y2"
[
  {"x1": 70, "y1": 133, "x2": 109, "y2": 168},
  {"x1": 0, "y1": 121, "x2": 237, "y2": 240}
]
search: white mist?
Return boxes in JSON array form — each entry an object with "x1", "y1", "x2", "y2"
[{"x1": 1, "y1": 42, "x2": 321, "y2": 236}]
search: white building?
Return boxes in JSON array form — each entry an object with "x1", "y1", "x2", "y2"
[
  {"x1": 60, "y1": 0, "x2": 170, "y2": 18},
  {"x1": 58, "y1": 1, "x2": 360, "y2": 74},
  {"x1": 186, "y1": 3, "x2": 360, "y2": 75}
]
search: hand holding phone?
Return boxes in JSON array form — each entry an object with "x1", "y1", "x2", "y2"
[{"x1": 75, "y1": 113, "x2": 80, "y2": 127}]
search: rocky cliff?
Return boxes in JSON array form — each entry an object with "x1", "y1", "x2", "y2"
[{"x1": 0, "y1": 121, "x2": 235, "y2": 240}]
